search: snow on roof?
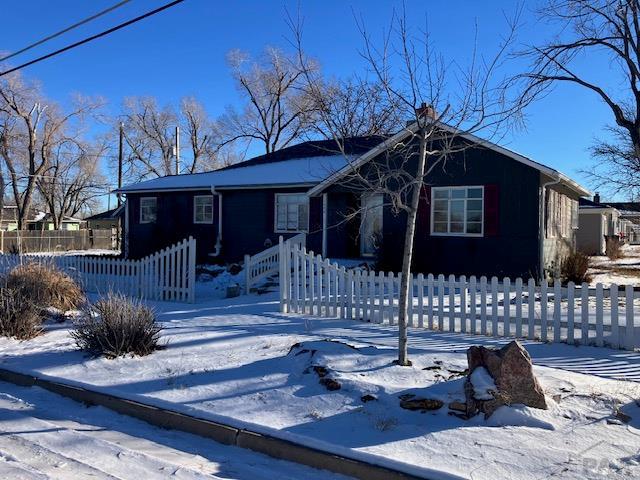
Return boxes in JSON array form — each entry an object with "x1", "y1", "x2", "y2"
[{"x1": 116, "y1": 155, "x2": 352, "y2": 193}]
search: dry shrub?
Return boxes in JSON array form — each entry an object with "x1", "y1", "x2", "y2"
[
  {"x1": 6, "y1": 263, "x2": 84, "y2": 311},
  {"x1": 0, "y1": 288, "x2": 43, "y2": 340},
  {"x1": 561, "y1": 251, "x2": 592, "y2": 285},
  {"x1": 72, "y1": 293, "x2": 161, "y2": 358},
  {"x1": 605, "y1": 237, "x2": 623, "y2": 260}
]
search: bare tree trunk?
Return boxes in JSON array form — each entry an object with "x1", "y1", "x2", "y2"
[{"x1": 397, "y1": 129, "x2": 427, "y2": 366}]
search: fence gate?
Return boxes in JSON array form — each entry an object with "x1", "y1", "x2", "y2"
[{"x1": 0, "y1": 237, "x2": 197, "y2": 303}]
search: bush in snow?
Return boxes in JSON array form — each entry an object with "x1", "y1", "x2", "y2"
[
  {"x1": 560, "y1": 251, "x2": 592, "y2": 285},
  {"x1": 605, "y1": 237, "x2": 623, "y2": 260},
  {"x1": 72, "y1": 293, "x2": 161, "y2": 358},
  {"x1": 0, "y1": 287, "x2": 43, "y2": 340},
  {"x1": 6, "y1": 262, "x2": 84, "y2": 312}
]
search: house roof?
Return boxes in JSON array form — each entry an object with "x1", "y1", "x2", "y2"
[
  {"x1": 578, "y1": 197, "x2": 618, "y2": 214},
  {"x1": 115, "y1": 125, "x2": 590, "y2": 198},
  {"x1": 115, "y1": 137, "x2": 387, "y2": 194},
  {"x1": 605, "y1": 202, "x2": 640, "y2": 212},
  {"x1": 85, "y1": 205, "x2": 124, "y2": 221},
  {"x1": 31, "y1": 212, "x2": 82, "y2": 223},
  {"x1": 308, "y1": 121, "x2": 591, "y2": 197}
]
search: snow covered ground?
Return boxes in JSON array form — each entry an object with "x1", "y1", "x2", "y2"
[
  {"x1": 589, "y1": 244, "x2": 640, "y2": 286},
  {"x1": 0, "y1": 292, "x2": 639, "y2": 479},
  {"x1": 0, "y1": 380, "x2": 348, "y2": 480}
]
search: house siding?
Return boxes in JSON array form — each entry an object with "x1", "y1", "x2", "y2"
[
  {"x1": 324, "y1": 144, "x2": 544, "y2": 279},
  {"x1": 125, "y1": 186, "x2": 316, "y2": 263},
  {"x1": 542, "y1": 182, "x2": 580, "y2": 276},
  {"x1": 576, "y1": 212, "x2": 603, "y2": 255},
  {"x1": 219, "y1": 187, "x2": 311, "y2": 262},
  {"x1": 126, "y1": 190, "x2": 218, "y2": 262}
]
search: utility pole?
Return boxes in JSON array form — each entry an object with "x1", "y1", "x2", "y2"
[
  {"x1": 175, "y1": 125, "x2": 180, "y2": 175},
  {"x1": 117, "y1": 122, "x2": 124, "y2": 207}
]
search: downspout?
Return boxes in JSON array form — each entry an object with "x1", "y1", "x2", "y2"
[
  {"x1": 539, "y1": 176, "x2": 561, "y2": 281},
  {"x1": 124, "y1": 196, "x2": 129, "y2": 258},
  {"x1": 210, "y1": 186, "x2": 223, "y2": 257},
  {"x1": 322, "y1": 193, "x2": 328, "y2": 258}
]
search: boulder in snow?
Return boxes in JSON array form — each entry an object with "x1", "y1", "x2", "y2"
[{"x1": 463, "y1": 340, "x2": 547, "y2": 418}]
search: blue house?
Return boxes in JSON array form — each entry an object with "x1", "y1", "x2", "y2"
[{"x1": 116, "y1": 122, "x2": 590, "y2": 279}]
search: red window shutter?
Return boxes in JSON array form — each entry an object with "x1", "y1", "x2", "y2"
[{"x1": 484, "y1": 184, "x2": 499, "y2": 236}]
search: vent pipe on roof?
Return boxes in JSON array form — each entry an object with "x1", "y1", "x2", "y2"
[{"x1": 594, "y1": 192, "x2": 601, "y2": 204}]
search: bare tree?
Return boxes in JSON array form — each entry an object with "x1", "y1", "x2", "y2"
[
  {"x1": 119, "y1": 96, "x2": 178, "y2": 180},
  {"x1": 218, "y1": 47, "x2": 318, "y2": 154},
  {"x1": 520, "y1": 0, "x2": 640, "y2": 197},
  {"x1": 309, "y1": 77, "x2": 403, "y2": 139},
  {"x1": 180, "y1": 97, "x2": 227, "y2": 173},
  {"x1": 0, "y1": 72, "x2": 100, "y2": 229},
  {"x1": 292, "y1": 9, "x2": 523, "y2": 365},
  {"x1": 38, "y1": 139, "x2": 107, "y2": 229},
  {"x1": 118, "y1": 96, "x2": 232, "y2": 180}
]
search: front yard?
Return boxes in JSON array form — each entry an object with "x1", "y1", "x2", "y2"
[
  {"x1": 589, "y1": 244, "x2": 640, "y2": 286},
  {"x1": 0, "y1": 290, "x2": 639, "y2": 480}
]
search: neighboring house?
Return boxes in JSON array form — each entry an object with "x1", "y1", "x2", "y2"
[
  {"x1": 576, "y1": 196, "x2": 620, "y2": 255},
  {"x1": 85, "y1": 206, "x2": 124, "y2": 230},
  {"x1": 604, "y1": 201, "x2": 640, "y2": 243},
  {"x1": 28, "y1": 212, "x2": 84, "y2": 231},
  {"x1": 0, "y1": 205, "x2": 20, "y2": 231},
  {"x1": 116, "y1": 122, "x2": 590, "y2": 280}
]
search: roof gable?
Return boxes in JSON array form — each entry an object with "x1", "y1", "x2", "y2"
[{"x1": 307, "y1": 121, "x2": 591, "y2": 197}]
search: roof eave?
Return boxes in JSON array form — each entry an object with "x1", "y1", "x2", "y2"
[
  {"x1": 115, "y1": 182, "x2": 317, "y2": 195},
  {"x1": 308, "y1": 120, "x2": 592, "y2": 198}
]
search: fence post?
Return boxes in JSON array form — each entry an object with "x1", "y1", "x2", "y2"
[
  {"x1": 188, "y1": 237, "x2": 196, "y2": 303},
  {"x1": 278, "y1": 239, "x2": 285, "y2": 312},
  {"x1": 610, "y1": 284, "x2": 619, "y2": 349},
  {"x1": 245, "y1": 254, "x2": 251, "y2": 294},
  {"x1": 625, "y1": 285, "x2": 635, "y2": 350}
]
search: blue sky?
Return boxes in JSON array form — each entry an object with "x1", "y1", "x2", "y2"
[{"x1": 0, "y1": 0, "x2": 622, "y2": 206}]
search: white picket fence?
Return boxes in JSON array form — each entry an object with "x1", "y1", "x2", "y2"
[
  {"x1": 0, "y1": 237, "x2": 197, "y2": 303},
  {"x1": 245, "y1": 233, "x2": 306, "y2": 292},
  {"x1": 279, "y1": 239, "x2": 639, "y2": 351}
]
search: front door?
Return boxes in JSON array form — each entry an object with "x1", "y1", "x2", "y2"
[{"x1": 360, "y1": 194, "x2": 384, "y2": 256}]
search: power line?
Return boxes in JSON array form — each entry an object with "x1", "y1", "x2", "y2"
[
  {"x1": 0, "y1": 0, "x2": 132, "y2": 63},
  {"x1": 0, "y1": 0, "x2": 186, "y2": 77}
]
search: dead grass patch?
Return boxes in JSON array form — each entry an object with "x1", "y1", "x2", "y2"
[
  {"x1": 0, "y1": 288, "x2": 43, "y2": 340},
  {"x1": 5, "y1": 263, "x2": 84, "y2": 311}
]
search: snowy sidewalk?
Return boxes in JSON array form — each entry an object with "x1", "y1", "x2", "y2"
[{"x1": 0, "y1": 380, "x2": 348, "y2": 480}]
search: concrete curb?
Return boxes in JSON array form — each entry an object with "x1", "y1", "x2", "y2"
[{"x1": 0, "y1": 367, "x2": 429, "y2": 480}]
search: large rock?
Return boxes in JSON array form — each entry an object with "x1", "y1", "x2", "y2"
[{"x1": 462, "y1": 340, "x2": 547, "y2": 418}]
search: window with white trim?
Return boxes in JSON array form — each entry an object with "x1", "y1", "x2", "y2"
[
  {"x1": 431, "y1": 186, "x2": 484, "y2": 236},
  {"x1": 140, "y1": 197, "x2": 157, "y2": 224},
  {"x1": 275, "y1": 193, "x2": 308, "y2": 232},
  {"x1": 194, "y1": 195, "x2": 214, "y2": 224}
]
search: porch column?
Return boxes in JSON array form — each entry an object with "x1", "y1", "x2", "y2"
[{"x1": 322, "y1": 193, "x2": 328, "y2": 258}]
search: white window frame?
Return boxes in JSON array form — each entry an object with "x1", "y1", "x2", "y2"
[
  {"x1": 139, "y1": 197, "x2": 157, "y2": 224},
  {"x1": 274, "y1": 193, "x2": 309, "y2": 233},
  {"x1": 430, "y1": 186, "x2": 484, "y2": 237},
  {"x1": 193, "y1": 195, "x2": 214, "y2": 224}
]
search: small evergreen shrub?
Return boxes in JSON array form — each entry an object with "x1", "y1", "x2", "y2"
[
  {"x1": 6, "y1": 263, "x2": 83, "y2": 311},
  {"x1": 72, "y1": 293, "x2": 161, "y2": 358},
  {"x1": 0, "y1": 288, "x2": 43, "y2": 340},
  {"x1": 605, "y1": 237, "x2": 623, "y2": 260},
  {"x1": 560, "y1": 251, "x2": 592, "y2": 285}
]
